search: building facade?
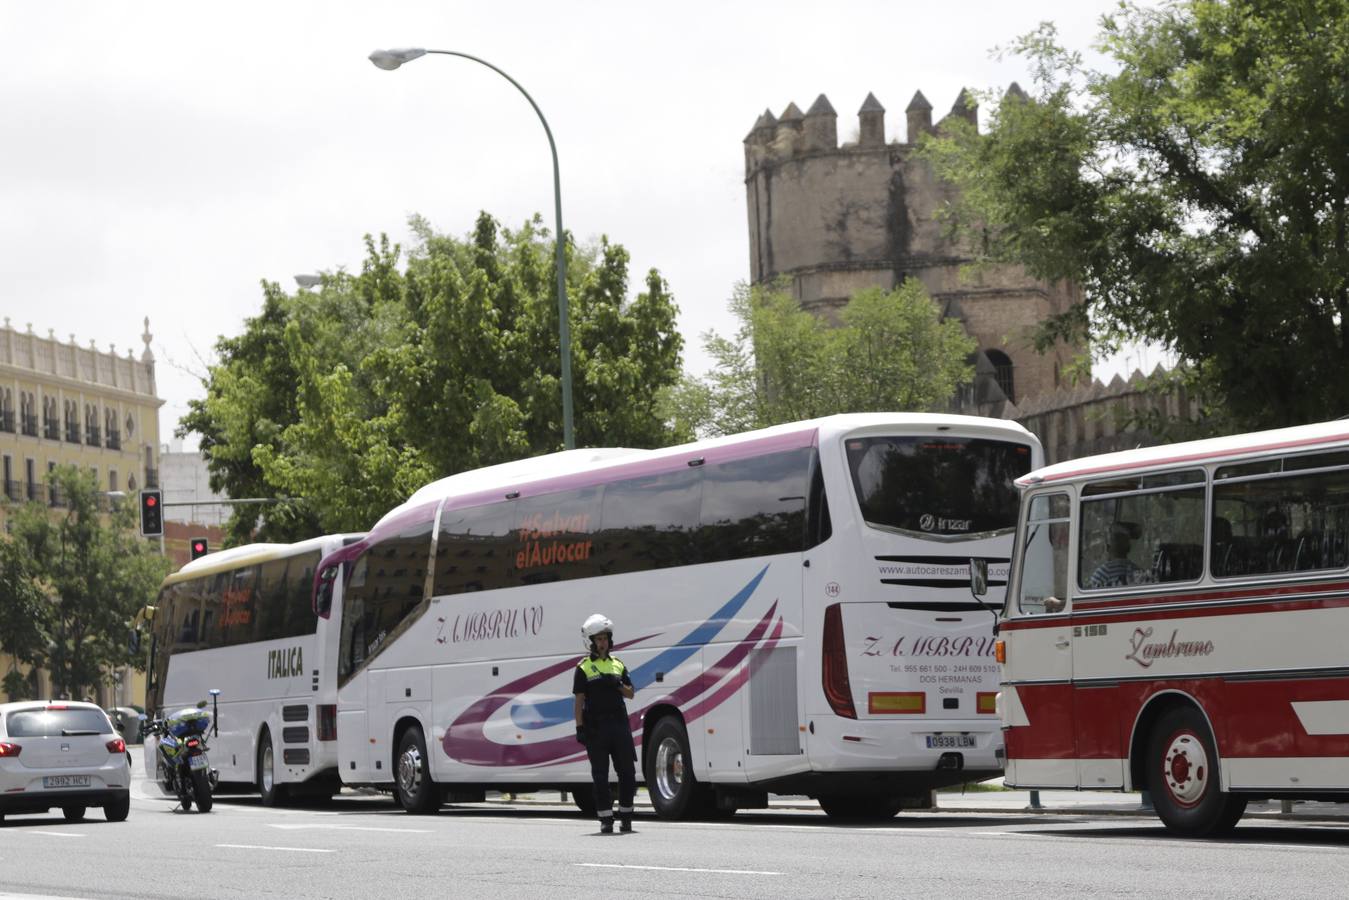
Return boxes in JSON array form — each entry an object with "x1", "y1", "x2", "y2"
[{"x1": 0, "y1": 316, "x2": 164, "y2": 705}]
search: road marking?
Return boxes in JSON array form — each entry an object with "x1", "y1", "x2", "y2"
[
  {"x1": 29, "y1": 831, "x2": 85, "y2": 838},
  {"x1": 268, "y1": 824, "x2": 432, "y2": 834},
  {"x1": 575, "y1": 863, "x2": 780, "y2": 876},
  {"x1": 215, "y1": 843, "x2": 333, "y2": 854}
]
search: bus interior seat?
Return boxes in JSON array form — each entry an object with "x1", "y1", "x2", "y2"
[{"x1": 1154, "y1": 543, "x2": 1202, "y2": 582}]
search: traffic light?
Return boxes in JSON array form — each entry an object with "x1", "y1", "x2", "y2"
[
  {"x1": 139, "y1": 489, "x2": 163, "y2": 537},
  {"x1": 190, "y1": 537, "x2": 209, "y2": 560}
]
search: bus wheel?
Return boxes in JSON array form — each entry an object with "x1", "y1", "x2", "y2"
[
  {"x1": 572, "y1": 789, "x2": 597, "y2": 817},
  {"x1": 1147, "y1": 706, "x2": 1246, "y2": 836},
  {"x1": 396, "y1": 726, "x2": 439, "y2": 815},
  {"x1": 258, "y1": 730, "x2": 288, "y2": 807},
  {"x1": 645, "y1": 717, "x2": 697, "y2": 820},
  {"x1": 817, "y1": 795, "x2": 904, "y2": 821}
]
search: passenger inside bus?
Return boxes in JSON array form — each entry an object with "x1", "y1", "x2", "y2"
[{"x1": 1088, "y1": 522, "x2": 1145, "y2": 588}]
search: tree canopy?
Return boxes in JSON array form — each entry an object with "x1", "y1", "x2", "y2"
[
  {"x1": 676, "y1": 280, "x2": 976, "y2": 436},
  {"x1": 923, "y1": 0, "x2": 1349, "y2": 430},
  {"x1": 0, "y1": 466, "x2": 169, "y2": 701},
  {"x1": 180, "y1": 213, "x2": 686, "y2": 539}
]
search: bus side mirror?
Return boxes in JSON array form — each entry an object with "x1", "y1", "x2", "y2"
[
  {"x1": 315, "y1": 565, "x2": 338, "y2": 617},
  {"x1": 969, "y1": 558, "x2": 989, "y2": 597}
]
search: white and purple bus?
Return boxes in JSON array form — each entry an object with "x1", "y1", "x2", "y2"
[{"x1": 317, "y1": 413, "x2": 1041, "y2": 819}]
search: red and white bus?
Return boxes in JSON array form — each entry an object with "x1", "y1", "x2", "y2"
[
  {"x1": 317, "y1": 413, "x2": 1041, "y2": 819},
  {"x1": 994, "y1": 418, "x2": 1349, "y2": 835}
]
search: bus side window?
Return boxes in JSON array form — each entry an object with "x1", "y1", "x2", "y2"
[{"x1": 1017, "y1": 492, "x2": 1071, "y2": 615}]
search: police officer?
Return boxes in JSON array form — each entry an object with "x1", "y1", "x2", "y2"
[{"x1": 573, "y1": 613, "x2": 636, "y2": 833}]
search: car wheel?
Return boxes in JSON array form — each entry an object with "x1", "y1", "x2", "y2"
[
  {"x1": 258, "y1": 730, "x2": 288, "y2": 807},
  {"x1": 62, "y1": 806, "x2": 87, "y2": 822},
  {"x1": 104, "y1": 794, "x2": 130, "y2": 822},
  {"x1": 1148, "y1": 705, "x2": 1246, "y2": 836},
  {"x1": 396, "y1": 726, "x2": 439, "y2": 814},
  {"x1": 644, "y1": 716, "x2": 697, "y2": 820}
]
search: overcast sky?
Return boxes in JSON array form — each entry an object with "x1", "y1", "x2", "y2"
[{"x1": 1, "y1": 1, "x2": 1143, "y2": 450}]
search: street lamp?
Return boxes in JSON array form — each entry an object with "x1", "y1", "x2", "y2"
[
  {"x1": 368, "y1": 46, "x2": 575, "y2": 450},
  {"x1": 294, "y1": 274, "x2": 322, "y2": 290}
]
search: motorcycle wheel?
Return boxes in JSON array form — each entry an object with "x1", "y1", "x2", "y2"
[{"x1": 192, "y1": 769, "x2": 213, "y2": 813}]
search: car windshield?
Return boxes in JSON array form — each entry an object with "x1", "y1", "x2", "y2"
[
  {"x1": 5, "y1": 707, "x2": 111, "y2": 737},
  {"x1": 845, "y1": 435, "x2": 1034, "y2": 536}
]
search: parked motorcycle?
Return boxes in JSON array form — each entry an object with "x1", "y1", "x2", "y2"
[{"x1": 145, "y1": 690, "x2": 220, "y2": 813}]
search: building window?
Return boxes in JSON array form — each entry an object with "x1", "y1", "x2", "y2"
[
  {"x1": 2, "y1": 454, "x2": 14, "y2": 502},
  {"x1": 0, "y1": 388, "x2": 13, "y2": 434},
  {"x1": 63, "y1": 399, "x2": 80, "y2": 444},
  {"x1": 20, "y1": 392, "x2": 37, "y2": 437},
  {"x1": 986, "y1": 349, "x2": 1016, "y2": 404},
  {"x1": 85, "y1": 404, "x2": 101, "y2": 447},
  {"x1": 42, "y1": 395, "x2": 59, "y2": 440}
]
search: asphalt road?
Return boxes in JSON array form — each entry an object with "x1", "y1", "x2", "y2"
[{"x1": 4, "y1": 752, "x2": 1349, "y2": 899}]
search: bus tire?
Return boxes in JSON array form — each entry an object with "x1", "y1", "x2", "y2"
[
  {"x1": 572, "y1": 789, "x2": 597, "y2": 817},
  {"x1": 817, "y1": 794, "x2": 903, "y2": 821},
  {"x1": 644, "y1": 716, "x2": 697, "y2": 820},
  {"x1": 258, "y1": 730, "x2": 288, "y2": 808},
  {"x1": 1147, "y1": 706, "x2": 1246, "y2": 836},
  {"x1": 396, "y1": 726, "x2": 439, "y2": 815}
]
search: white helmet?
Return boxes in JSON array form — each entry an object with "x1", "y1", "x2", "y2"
[{"x1": 582, "y1": 613, "x2": 614, "y2": 650}]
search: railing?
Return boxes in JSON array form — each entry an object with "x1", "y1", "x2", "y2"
[
  {"x1": 43, "y1": 417, "x2": 60, "y2": 440},
  {"x1": 25, "y1": 482, "x2": 44, "y2": 503},
  {"x1": 2, "y1": 480, "x2": 20, "y2": 502},
  {"x1": 0, "y1": 410, "x2": 13, "y2": 433},
  {"x1": 48, "y1": 484, "x2": 65, "y2": 508},
  {"x1": 106, "y1": 429, "x2": 121, "y2": 451},
  {"x1": 86, "y1": 425, "x2": 101, "y2": 447},
  {"x1": 144, "y1": 468, "x2": 159, "y2": 489},
  {"x1": 65, "y1": 422, "x2": 81, "y2": 444},
  {"x1": 21, "y1": 413, "x2": 38, "y2": 437}
]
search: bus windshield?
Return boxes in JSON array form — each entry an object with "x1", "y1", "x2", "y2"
[{"x1": 845, "y1": 436, "x2": 1033, "y2": 536}]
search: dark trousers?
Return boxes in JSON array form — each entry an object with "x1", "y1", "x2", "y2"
[{"x1": 586, "y1": 715, "x2": 636, "y2": 817}]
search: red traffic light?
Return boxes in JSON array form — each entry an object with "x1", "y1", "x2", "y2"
[
  {"x1": 145, "y1": 496, "x2": 157, "y2": 507},
  {"x1": 190, "y1": 538, "x2": 210, "y2": 560}
]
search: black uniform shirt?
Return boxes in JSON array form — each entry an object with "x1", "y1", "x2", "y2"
[{"x1": 573, "y1": 655, "x2": 633, "y2": 719}]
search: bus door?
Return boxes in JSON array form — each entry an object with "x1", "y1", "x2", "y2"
[{"x1": 1002, "y1": 490, "x2": 1078, "y2": 787}]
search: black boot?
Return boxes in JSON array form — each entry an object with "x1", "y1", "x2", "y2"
[
  {"x1": 600, "y1": 817, "x2": 614, "y2": 834},
  {"x1": 619, "y1": 815, "x2": 633, "y2": 833}
]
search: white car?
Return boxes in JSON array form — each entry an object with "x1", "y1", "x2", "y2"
[{"x1": 0, "y1": 700, "x2": 131, "y2": 823}]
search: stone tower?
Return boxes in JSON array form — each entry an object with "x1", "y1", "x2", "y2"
[{"x1": 744, "y1": 87, "x2": 1083, "y2": 412}]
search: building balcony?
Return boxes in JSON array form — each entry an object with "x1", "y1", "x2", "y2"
[
  {"x1": 64, "y1": 423, "x2": 81, "y2": 444},
  {"x1": 21, "y1": 414, "x2": 38, "y2": 437},
  {"x1": 25, "y1": 482, "x2": 44, "y2": 503},
  {"x1": 3, "y1": 479, "x2": 20, "y2": 502},
  {"x1": 106, "y1": 429, "x2": 122, "y2": 451},
  {"x1": 0, "y1": 410, "x2": 13, "y2": 433},
  {"x1": 85, "y1": 425, "x2": 101, "y2": 447},
  {"x1": 48, "y1": 485, "x2": 65, "y2": 508},
  {"x1": 43, "y1": 418, "x2": 60, "y2": 440}
]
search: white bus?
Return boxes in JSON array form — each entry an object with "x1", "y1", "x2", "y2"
[
  {"x1": 318, "y1": 413, "x2": 1041, "y2": 819},
  {"x1": 995, "y1": 418, "x2": 1349, "y2": 836},
  {"x1": 143, "y1": 533, "x2": 362, "y2": 805}
]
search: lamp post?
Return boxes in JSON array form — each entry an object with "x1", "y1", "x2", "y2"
[{"x1": 368, "y1": 47, "x2": 575, "y2": 451}]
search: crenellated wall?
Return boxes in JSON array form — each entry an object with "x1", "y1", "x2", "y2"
[{"x1": 744, "y1": 86, "x2": 1082, "y2": 411}]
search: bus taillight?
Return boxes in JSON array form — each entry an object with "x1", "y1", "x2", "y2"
[
  {"x1": 317, "y1": 704, "x2": 337, "y2": 742},
  {"x1": 822, "y1": 603, "x2": 856, "y2": 719},
  {"x1": 994, "y1": 639, "x2": 1006, "y2": 664}
]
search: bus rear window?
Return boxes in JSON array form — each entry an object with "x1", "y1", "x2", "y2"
[{"x1": 845, "y1": 436, "x2": 1032, "y2": 536}]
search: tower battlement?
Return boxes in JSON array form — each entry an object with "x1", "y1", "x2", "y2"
[{"x1": 744, "y1": 89, "x2": 991, "y2": 177}]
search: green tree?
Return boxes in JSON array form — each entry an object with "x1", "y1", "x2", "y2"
[
  {"x1": 1, "y1": 466, "x2": 169, "y2": 700},
  {"x1": 182, "y1": 213, "x2": 687, "y2": 536},
  {"x1": 923, "y1": 1, "x2": 1349, "y2": 430},
  {"x1": 677, "y1": 280, "x2": 976, "y2": 436}
]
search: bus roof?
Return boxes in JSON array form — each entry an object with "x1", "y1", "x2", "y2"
[
  {"x1": 1019, "y1": 418, "x2": 1349, "y2": 487},
  {"x1": 375, "y1": 412, "x2": 1038, "y2": 538},
  {"x1": 163, "y1": 533, "x2": 365, "y2": 585}
]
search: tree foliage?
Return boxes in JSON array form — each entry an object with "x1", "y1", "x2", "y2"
[
  {"x1": 675, "y1": 280, "x2": 976, "y2": 436},
  {"x1": 923, "y1": 0, "x2": 1349, "y2": 430},
  {"x1": 181, "y1": 213, "x2": 687, "y2": 539},
  {"x1": 0, "y1": 466, "x2": 169, "y2": 701}
]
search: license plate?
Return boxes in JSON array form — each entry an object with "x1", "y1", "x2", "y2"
[
  {"x1": 926, "y1": 735, "x2": 976, "y2": 749},
  {"x1": 188, "y1": 754, "x2": 209, "y2": 771},
  {"x1": 43, "y1": 774, "x2": 91, "y2": 789}
]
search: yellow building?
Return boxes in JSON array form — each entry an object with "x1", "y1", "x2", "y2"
[{"x1": 0, "y1": 316, "x2": 164, "y2": 708}]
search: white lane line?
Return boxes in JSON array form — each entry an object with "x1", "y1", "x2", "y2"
[
  {"x1": 575, "y1": 863, "x2": 780, "y2": 876},
  {"x1": 28, "y1": 831, "x2": 85, "y2": 838},
  {"x1": 215, "y1": 843, "x2": 333, "y2": 854},
  {"x1": 268, "y1": 824, "x2": 432, "y2": 834}
]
